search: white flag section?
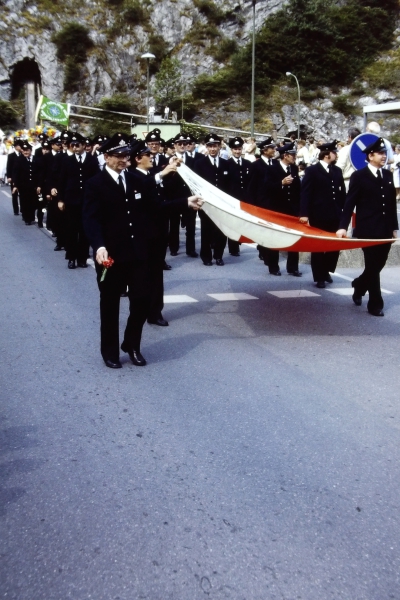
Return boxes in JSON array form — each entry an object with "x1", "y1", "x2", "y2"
[{"x1": 177, "y1": 163, "x2": 394, "y2": 253}]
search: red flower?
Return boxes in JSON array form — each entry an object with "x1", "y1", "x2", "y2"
[{"x1": 100, "y1": 257, "x2": 114, "y2": 282}]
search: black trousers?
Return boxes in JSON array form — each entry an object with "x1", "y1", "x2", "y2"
[
  {"x1": 309, "y1": 218, "x2": 340, "y2": 282},
  {"x1": 199, "y1": 211, "x2": 227, "y2": 262},
  {"x1": 169, "y1": 213, "x2": 181, "y2": 253},
  {"x1": 10, "y1": 182, "x2": 19, "y2": 215},
  {"x1": 353, "y1": 243, "x2": 392, "y2": 312},
  {"x1": 228, "y1": 239, "x2": 240, "y2": 255},
  {"x1": 19, "y1": 188, "x2": 37, "y2": 223},
  {"x1": 96, "y1": 261, "x2": 152, "y2": 361},
  {"x1": 65, "y1": 204, "x2": 89, "y2": 262},
  {"x1": 264, "y1": 249, "x2": 299, "y2": 273},
  {"x1": 184, "y1": 208, "x2": 197, "y2": 254}
]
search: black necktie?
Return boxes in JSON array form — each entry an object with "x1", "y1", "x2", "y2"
[
  {"x1": 213, "y1": 158, "x2": 217, "y2": 168},
  {"x1": 286, "y1": 166, "x2": 291, "y2": 175},
  {"x1": 118, "y1": 175, "x2": 125, "y2": 191},
  {"x1": 78, "y1": 155, "x2": 82, "y2": 163},
  {"x1": 237, "y1": 159, "x2": 240, "y2": 166},
  {"x1": 269, "y1": 159, "x2": 272, "y2": 166},
  {"x1": 377, "y1": 170, "x2": 382, "y2": 180}
]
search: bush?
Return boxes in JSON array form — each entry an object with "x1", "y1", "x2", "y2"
[
  {"x1": 207, "y1": 38, "x2": 238, "y2": 63},
  {"x1": 51, "y1": 23, "x2": 93, "y2": 63},
  {"x1": 64, "y1": 57, "x2": 83, "y2": 93},
  {"x1": 193, "y1": 0, "x2": 225, "y2": 25},
  {"x1": 0, "y1": 100, "x2": 18, "y2": 128},
  {"x1": 332, "y1": 95, "x2": 355, "y2": 116},
  {"x1": 123, "y1": 0, "x2": 149, "y2": 25}
]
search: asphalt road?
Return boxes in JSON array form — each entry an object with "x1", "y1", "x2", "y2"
[{"x1": 1, "y1": 186, "x2": 400, "y2": 600}]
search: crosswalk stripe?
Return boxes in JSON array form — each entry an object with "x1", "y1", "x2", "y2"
[
  {"x1": 164, "y1": 295, "x2": 198, "y2": 303},
  {"x1": 207, "y1": 292, "x2": 259, "y2": 301},
  {"x1": 268, "y1": 290, "x2": 320, "y2": 298}
]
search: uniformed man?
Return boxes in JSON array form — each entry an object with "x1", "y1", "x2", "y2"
[
  {"x1": 12, "y1": 140, "x2": 41, "y2": 225},
  {"x1": 336, "y1": 137, "x2": 398, "y2": 316},
  {"x1": 263, "y1": 142, "x2": 302, "y2": 276},
  {"x1": 40, "y1": 137, "x2": 62, "y2": 238},
  {"x1": 227, "y1": 136, "x2": 252, "y2": 257},
  {"x1": 163, "y1": 132, "x2": 199, "y2": 258},
  {"x1": 246, "y1": 137, "x2": 277, "y2": 264},
  {"x1": 83, "y1": 134, "x2": 203, "y2": 369},
  {"x1": 300, "y1": 140, "x2": 346, "y2": 288},
  {"x1": 129, "y1": 140, "x2": 182, "y2": 326},
  {"x1": 58, "y1": 132, "x2": 99, "y2": 269},
  {"x1": 6, "y1": 138, "x2": 22, "y2": 216},
  {"x1": 145, "y1": 129, "x2": 169, "y2": 173},
  {"x1": 194, "y1": 133, "x2": 230, "y2": 266},
  {"x1": 246, "y1": 137, "x2": 278, "y2": 206}
]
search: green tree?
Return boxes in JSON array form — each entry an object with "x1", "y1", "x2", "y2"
[
  {"x1": 90, "y1": 94, "x2": 134, "y2": 137},
  {"x1": 0, "y1": 100, "x2": 18, "y2": 128},
  {"x1": 193, "y1": 0, "x2": 399, "y2": 98},
  {"x1": 153, "y1": 58, "x2": 182, "y2": 109}
]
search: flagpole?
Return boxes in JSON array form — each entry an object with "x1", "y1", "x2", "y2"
[{"x1": 34, "y1": 95, "x2": 43, "y2": 125}]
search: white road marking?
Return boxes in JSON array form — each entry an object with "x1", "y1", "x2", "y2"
[
  {"x1": 1, "y1": 189, "x2": 11, "y2": 198},
  {"x1": 164, "y1": 294, "x2": 198, "y2": 303},
  {"x1": 207, "y1": 292, "x2": 258, "y2": 301},
  {"x1": 268, "y1": 290, "x2": 320, "y2": 298}
]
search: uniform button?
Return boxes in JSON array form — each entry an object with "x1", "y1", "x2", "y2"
[
  {"x1": 127, "y1": 211, "x2": 130, "y2": 214},
  {"x1": 129, "y1": 223, "x2": 132, "y2": 226},
  {"x1": 383, "y1": 204, "x2": 385, "y2": 206},
  {"x1": 126, "y1": 199, "x2": 128, "y2": 202},
  {"x1": 131, "y1": 235, "x2": 134, "y2": 238}
]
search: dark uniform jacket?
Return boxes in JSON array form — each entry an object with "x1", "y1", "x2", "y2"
[
  {"x1": 193, "y1": 155, "x2": 231, "y2": 193},
  {"x1": 300, "y1": 162, "x2": 346, "y2": 225},
  {"x1": 264, "y1": 161, "x2": 301, "y2": 216},
  {"x1": 339, "y1": 166, "x2": 398, "y2": 239},
  {"x1": 6, "y1": 151, "x2": 19, "y2": 180},
  {"x1": 149, "y1": 153, "x2": 169, "y2": 176},
  {"x1": 12, "y1": 154, "x2": 42, "y2": 192},
  {"x1": 227, "y1": 156, "x2": 251, "y2": 200},
  {"x1": 59, "y1": 153, "x2": 99, "y2": 205},
  {"x1": 83, "y1": 168, "x2": 187, "y2": 265},
  {"x1": 162, "y1": 153, "x2": 194, "y2": 201},
  {"x1": 246, "y1": 157, "x2": 278, "y2": 206}
]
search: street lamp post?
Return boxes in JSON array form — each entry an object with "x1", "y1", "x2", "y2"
[
  {"x1": 141, "y1": 52, "x2": 156, "y2": 132},
  {"x1": 286, "y1": 71, "x2": 301, "y2": 140},
  {"x1": 250, "y1": 0, "x2": 256, "y2": 138}
]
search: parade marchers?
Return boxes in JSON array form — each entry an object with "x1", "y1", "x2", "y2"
[{"x1": 4, "y1": 128, "x2": 398, "y2": 368}]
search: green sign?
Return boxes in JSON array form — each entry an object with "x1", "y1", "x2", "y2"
[{"x1": 39, "y1": 96, "x2": 69, "y2": 126}]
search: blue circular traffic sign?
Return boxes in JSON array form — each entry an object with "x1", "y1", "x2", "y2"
[{"x1": 349, "y1": 133, "x2": 387, "y2": 170}]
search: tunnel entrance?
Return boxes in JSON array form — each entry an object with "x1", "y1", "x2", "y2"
[{"x1": 11, "y1": 58, "x2": 42, "y2": 128}]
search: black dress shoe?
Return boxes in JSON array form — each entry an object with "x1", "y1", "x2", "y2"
[
  {"x1": 77, "y1": 261, "x2": 88, "y2": 268},
  {"x1": 68, "y1": 260, "x2": 76, "y2": 269},
  {"x1": 120, "y1": 291, "x2": 128, "y2": 297},
  {"x1": 186, "y1": 251, "x2": 199, "y2": 258},
  {"x1": 163, "y1": 261, "x2": 172, "y2": 270},
  {"x1": 368, "y1": 309, "x2": 384, "y2": 317},
  {"x1": 288, "y1": 270, "x2": 302, "y2": 277},
  {"x1": 14, "y1": 212, "x2": 19, "y2": 216},
  {"x1": 316, "y1": 281, "x2": 325, "y2": 288},
  {"x1": 352, "y1": 292, "x2": 362, "y2": 306},
  {"x1": 54, "y1": 245, "x2": 63, "y2": 251},
  {"x1": 147, "y1": 317, "x2": 169, "y2": 326},
  {"x1": 103, "y1": 357, "x2": 122, "y2": 369},
  {"x1": 170, "y1": 251, "x2": 178, "y2": 256},
  {"x1": 230, "y1": 252, "x2": 240, "y2": 257},
  {"x1": 325, "y1": 275, "x2": 333, "y2": 283},
  {"x1": 269, "y1": 270, "x2": 281, "y2": 276},
  {"x1": 203, "y1": 261, "x2": 213, "y2": 266},
  {"x1": 121, "y1": 343, "x2": 147, "y2": 366},
  {"x1": 38, "y1": 222, "x2": 43, "y2": 228},
  {"x1": 215, "y1": 258, "x2": 224, "y2": 266}
]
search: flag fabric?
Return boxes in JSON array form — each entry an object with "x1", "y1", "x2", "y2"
[
  {"x1": 177, "y1": 163, "x2": 394, "y2": 253},
  {"x1": 38, "y1": 96, "x2": 70, "y2": 126}
]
